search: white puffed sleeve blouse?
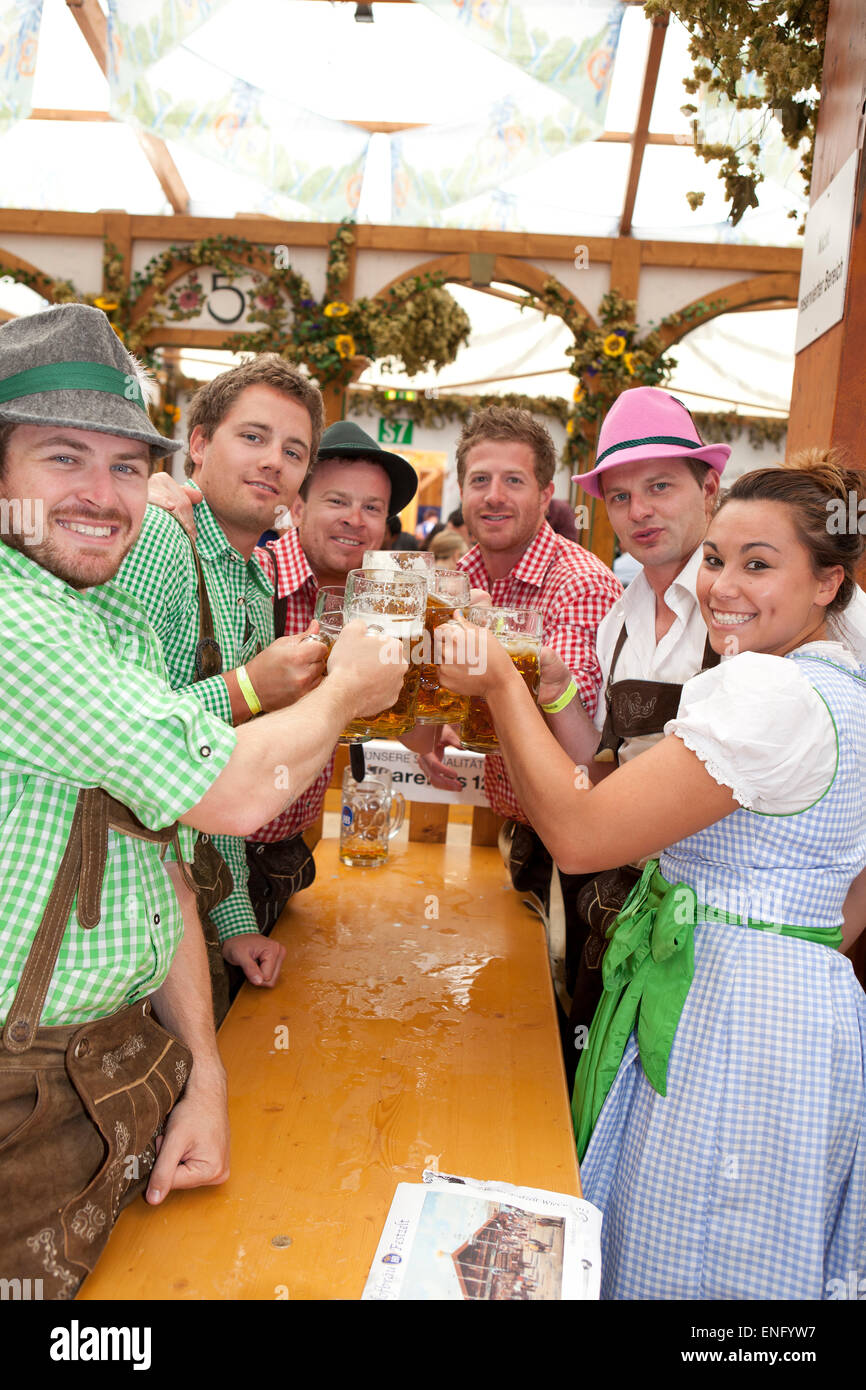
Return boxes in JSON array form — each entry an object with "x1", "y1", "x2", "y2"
[{"x1": 663, "y1": 642, "x2": 861, "y2": 814}]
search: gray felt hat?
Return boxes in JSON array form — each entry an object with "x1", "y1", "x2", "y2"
[{"x1": 0, "y1": 302, "x2": 183, "y2": 456}]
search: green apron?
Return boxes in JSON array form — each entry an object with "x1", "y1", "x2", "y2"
[{"x1": 572, "y1": 860, "x2": 843, "y2": 1161}]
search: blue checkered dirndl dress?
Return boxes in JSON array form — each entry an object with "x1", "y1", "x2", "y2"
[{"x1": 580, "y1": 652, "x2": 866, "y2": 1300}]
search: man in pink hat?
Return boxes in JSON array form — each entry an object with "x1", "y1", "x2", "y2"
[
  {"x1": 541, "y1": 386, "x2": 728, "y2": 773},
  {"x1": 534, "y1": 386, "x2": 728, "y2": 1068}
]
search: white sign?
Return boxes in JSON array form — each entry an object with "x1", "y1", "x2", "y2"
[
  {"x1": 795, "y1": 150, "x2": 858, "y2": 354},
  {"x1": 168, "y1": 269, "x2": 291, "y2": 333},
  {"x1": 361, "y1": 740, "x2": 489, "y2": 807}
]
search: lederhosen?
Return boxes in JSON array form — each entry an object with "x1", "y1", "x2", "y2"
[
  {"x1": 564, "y1": 620, "x2": 720, "y2": 1081},
  {"x1": 0, "y1": 537, "x2": 233, "y2": 1296},
  {"x1": 0, "y1": 793, "x2": 197, "y2": 1298},
  {"x1": 242, "y1": 589, "x2": 316, "y2": 938}
]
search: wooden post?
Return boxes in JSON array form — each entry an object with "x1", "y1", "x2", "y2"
[
  {"x1": 408, "y1": 802, "x2": 449, "y2": 843},
  {"x1": 786, "y1": 0, "x2": 866, "y2": 473},
  {"x1": 320, "y1": 228, "x2": 360, "y2": 425},
  {"x1": 101, "y1": 212, "x2": 132, "y2": 289}
]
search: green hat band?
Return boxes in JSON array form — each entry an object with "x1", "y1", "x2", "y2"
[
  {"x1": 596, "y1": 434, "x2": 700, "y2": 466},
  {"x1": 0, "y1": 361, "x2": 146, "y2": 410}
]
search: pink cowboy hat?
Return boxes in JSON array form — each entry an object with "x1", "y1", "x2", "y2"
[{"x1": 573, "y1": 387, "x2": 730, "y2": 499}]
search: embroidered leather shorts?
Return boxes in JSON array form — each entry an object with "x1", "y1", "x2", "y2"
[{"x1": 0, "y1": 997, "x2": 191, "y2": 1299}]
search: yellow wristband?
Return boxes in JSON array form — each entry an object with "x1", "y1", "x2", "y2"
[
  {"x1": 236, "y1": 664, "x2": 262, "y2": 716},
  {"x1": 541, "y1": 677, "x2": 578, "y2": 714}
]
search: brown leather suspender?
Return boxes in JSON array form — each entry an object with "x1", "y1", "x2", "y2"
[
  {"x1": 595, "y1": 621, "x2": 720, "y2": 764},
  {"x1": 3, "y1": 520, "x2": 225, "y2": 1052}
]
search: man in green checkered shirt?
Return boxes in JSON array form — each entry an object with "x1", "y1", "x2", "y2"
[
  {"x1": 0, "y1": 304, "x2": 407, "y2": 1296},
  {"x1": 118, "y1": 356, "x2": 331, "y2": 991}
]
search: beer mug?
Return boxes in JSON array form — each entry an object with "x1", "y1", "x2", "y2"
[
  {"x1": 310, "y1": 586, "x2": 373, "y2": 746},
  {"x1": 340, "y1": 767, "x2": 405, "y2": 868},
  {"x1": 311, "y1": 585, "x2": 344, "y2": 650},
  {"x1": 362, "y1": 550, "x2": 435, "y2": 576},
  {"x1": 416, "y1": 569, "x2": 471, "y2": 725},
  {"x1": 461, "y1": 606, "x2": 543, "y2": 754},
  {"x1": 342, "y1": 569, "x2": 426, "y2": 739},
  {"x1": 364, "y1": 555, "x2": 469, "y2": 726}
]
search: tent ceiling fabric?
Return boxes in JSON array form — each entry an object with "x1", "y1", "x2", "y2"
[{"x1": 0, "y1": 0, "x2": 807, "y2": 242}]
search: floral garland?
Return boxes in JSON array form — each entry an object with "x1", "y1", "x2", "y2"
[
  {"x1": 692, "y1": 410, "x2": 787, "y2": 451},
  {"x1": 3, "y1": 240, "x2": 784, "y2": 464},
  {"x1": 644, "y1": 0, "x2": 828, "y2": 227},
  {"x1": 0, "y1": 222, "x2": 471, "y2": 437},
  {"x1": 351, "y1": 387, "x2": 570, "y2": 430},
  {"x1": 523, "y1": 283, "x2": 728, "y2": 472},
  {"x1": 351, "y1": 387, "x2": 787, "y2": 454}
]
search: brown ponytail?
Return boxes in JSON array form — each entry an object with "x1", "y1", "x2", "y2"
[{"x1": 716, "y1": 449, "x2": 866, "y2": 615}]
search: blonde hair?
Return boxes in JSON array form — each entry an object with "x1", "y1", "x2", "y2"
[
  {"x1": 456, "y1": 405, "x2": 557, "y2": 488},
  {"x1": 429, "y1": 530, "x2": 468, "y2": 565}
]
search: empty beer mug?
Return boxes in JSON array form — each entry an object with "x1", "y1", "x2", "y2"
[{"x1": 340, "y1": 767, "x2": 405, "y2": 868}]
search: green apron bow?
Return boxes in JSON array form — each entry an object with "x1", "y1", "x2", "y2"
[{"x1": 572, "y1": 861, "x2": 842, "y2": 1162}]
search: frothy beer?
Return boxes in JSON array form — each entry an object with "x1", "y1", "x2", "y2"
[
  {"x1": 462, "y1": 639, "x2": 541, "y2": 753},
  {"x1": 416, "y1": 592, "x2": 470, "y2": 725},
  {"x1": 344, "y1": 612, "x2": 423, "y2": 739}
]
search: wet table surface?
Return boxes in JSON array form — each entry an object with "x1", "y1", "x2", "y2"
[{"x1": 79, "y1": 836, "x2": 581, "y2": 1301}]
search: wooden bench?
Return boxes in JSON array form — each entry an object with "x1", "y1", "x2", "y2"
[{"x1": 79, "y1": 812, "x2": 580, "y2": 1300}]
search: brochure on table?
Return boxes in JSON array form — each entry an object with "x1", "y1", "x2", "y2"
[{"x1": 363, "y1": 1169, "x2": 602, "y2": 1301}]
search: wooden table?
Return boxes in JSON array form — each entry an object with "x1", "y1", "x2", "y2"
[{"x1": 79, "y1": 835, "x2": 580, "y2": 1301}]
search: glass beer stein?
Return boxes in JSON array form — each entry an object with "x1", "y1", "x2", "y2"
[
  {"x1": 339, "y1": 767, "x2": 405, "y2": 868},
  {"x1": 460, "y1": 606, "x2": 543, "y2": 754},
  {"x1": 362, "y1": 550, "x2": 435, "y2": 577},
  {"x1": 342, "y1": 569, "x2": 426, "y2": 739},
  {"x1": 416, "y1": 569, "x2": 471, "y2": 725},
  {"x1": 308, "y1": 586, "x2": 372, "y2": 745}
]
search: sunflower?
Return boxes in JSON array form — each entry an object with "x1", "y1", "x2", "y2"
[
  {"x1": 335, "y1": 334, "x2": 356, "y2": 358},
  {"x1": 324, "y1": 301, "x2": 351, "y2": 318},
  {"x1": 93, "y1": 296, "x2": 119, "y2": 313},
  {"x1": 572, "y1": 382, "x2": 585, "y2": 403},
  {"x1": 624, "y1": 352, "x2": 636, "y2": 375},
  {"x1": 602, "y1": 333, "x2": 626, "y2": 358}
]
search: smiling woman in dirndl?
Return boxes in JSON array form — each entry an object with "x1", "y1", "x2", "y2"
[{"x1": 436, "y1": 454, "x2": 866, "y2": 1300}]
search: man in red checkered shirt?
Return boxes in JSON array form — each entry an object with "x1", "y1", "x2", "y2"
[
  {"x1": 417, "y1": 405, "x2": 622, "y2": 823},
  {"x1": 248, "y1": 422, "x2": 418, "y2": 919}
]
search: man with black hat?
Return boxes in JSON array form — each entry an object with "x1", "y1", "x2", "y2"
[
  {"x1": 0, "y1": 303, "x2": 407, "y2": 1295},
  {"x1": 142, "y1": 417, "x2": 419, "y2": 975},
  {"x1": 247, "y1": 420, "x2": 418, "y2": 933}
]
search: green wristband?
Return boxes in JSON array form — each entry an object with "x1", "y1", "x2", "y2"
[{"x1": 541, "y1": 677, "x2": 578, "y2": 714}]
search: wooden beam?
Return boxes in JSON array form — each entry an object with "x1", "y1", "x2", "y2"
[
  {"x1": 25, "y1": 109, "x2": 693, "y2": 147},
  {"x1": 609, "y1": 236, "x2": 642, "y2": 301},
  {"x1": 619, "y1": 11, "x2": 668, "y2": 237},
  {"x1": 787, "y1": 0, "x2": 866, "y2": 487},
  {"x1": 0, "y1": 209, "x2": 804, "y2": 274},
  {"x1": 65, "y1": 0, "x2": 190, "y2": 214},
  {"x1": 135, "y1": 130, "x2": 190, "y2": 214},
  {"x1": 101, "y1": 211, "x2": 133, "y2": 289},
  {"x1": 65, "y1": 0, "x2": 108, "y2": 71},
  {"x1": 345, "y1": 119, "x2": 426, "y2": 133},
  {"x1": 29, "y1": 108, "x2": 112, "y2": 122}
]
